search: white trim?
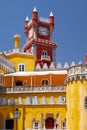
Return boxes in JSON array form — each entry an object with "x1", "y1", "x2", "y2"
[
  {"x1": 18, "y1": 63, "x2": 25, "y2": 72},
  {"x1": 4, "y1": 70, "x2": 67, "y2": 77}
]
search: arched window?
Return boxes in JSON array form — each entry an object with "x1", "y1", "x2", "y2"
[
  {"x1": 41, "y1": 50, "x2": 48, "y2": 56},
  {"x1": 41, "y1": 79, "x2": 48, "y2": 86},
  {"x1": 44, "y1": 51, "x2": 47, "y2": 56},
  {"x1": 84, "y1": 96, "x2": 87, "y2": 109},
  {"x1": 42, "y1": 50, "x2": 44, "y2": 55}
]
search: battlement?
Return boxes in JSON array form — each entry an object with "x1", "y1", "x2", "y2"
[
  {"x1": 67, "y1": 63, "x2": 87, "y2": 76},
  {"x1": 65, "y1": 63, "x2": 87, "y2": 84},
  {"x1": 39, "y1": 17, "x2": 50, "y2": 24}
]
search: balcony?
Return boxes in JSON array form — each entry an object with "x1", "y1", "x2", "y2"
[
  {"x1": 0, "y1": 85, "x2": 66, "y2": 94},
  {"x1": 41, "y1": 55, "x2": 51, "y2": 61}
]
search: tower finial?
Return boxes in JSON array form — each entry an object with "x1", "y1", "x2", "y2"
[
  {"x1": 25, "y1": 16, "x2": 29, "y2": 21},
  {"x1": 33, "y1": 6, "x2": 37, "y2": 12},
  {"x1": 49, "y1": 11, "x2": 54, "y2": 17}
]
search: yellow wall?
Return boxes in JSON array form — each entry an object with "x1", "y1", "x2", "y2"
[
  {"x1": 0, "y1": 92, "x2": 66, "y2": 130},
  {"x1": 66, "y1": 77, "x2": 87, "y2": 130},
  {"x1": 0, "y1": 68, "x2": 8, "y2": 74},
  {"x1": 6, "y1": 53, "x2": 36, "y2": 72}
]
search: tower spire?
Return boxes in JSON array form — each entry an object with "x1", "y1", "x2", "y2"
[
  {"x1": 49, "y1": 11, "x2": 54, "y2": 17},
  {"x1": 25, "y1": 16, "x2": 29, "y2": 21},
  {"x1": 33, "y1": 6, "x2": 37, "y2": 12}
]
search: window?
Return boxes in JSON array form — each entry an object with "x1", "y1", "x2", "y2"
[
  {"x1": 41, "y1": 96, "x2": 46, "y2": 104},
  {"x1": 35, "y1": 122, "x2": 39, "y2": 129},
  {"x1": 41, "y1": 50, "x2": 48, "y2": 56},
  {"x1": 26, "y1": 96, "x2": 38, "y2": 105},
  {"x1": 15, "y1": 80, "x2": 23, "y2": 86},
  {"x1": 33, "y1": 121, "x2": 39, "y2": 129},
  {"x1": 41, "y1": 79, "x2": 48, "y2": 86},
  {"x1": 30, "y1": 97, "x2": 35, "y2": 104},
  {"x1": 50, "y1": 96, "x2": 54, "y2": 104},
  {"x1": 18, "y1": 64, "x2": 25, "y2": 72},
  {"x1": 84, "y1": 96, "x2": 87, "y2": 109},
  {"x1": 62, "y1": 118, "x2": 66, "y2": 129},
  {"x1": 5, "y1": 119, "x2": 14, "y2": 129}
]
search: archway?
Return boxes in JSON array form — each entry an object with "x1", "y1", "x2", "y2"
[{"x1": 45, "y1": 117, "x2": 54, "y2": 129}]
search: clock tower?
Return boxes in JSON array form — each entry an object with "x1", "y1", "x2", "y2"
[{"x1": 23, "y1": 7, "x2": 57, "y2": 67}]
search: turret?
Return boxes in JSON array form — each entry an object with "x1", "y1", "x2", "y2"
[
  {"x1": 24, "y1": 16, "x2": 29, "y2": 35},
  {"x1": 32, "y1": 6, "x2": 38, "y2": 23},
  {"x1": 49, "y1": 11, "x2": 54, "y2": 32},
  {"x1": 14, "y1": 34, "x2": 20, "y2": 49}
]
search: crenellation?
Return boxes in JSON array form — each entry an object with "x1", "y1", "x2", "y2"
[
  {"x1": 39, "y1": 17, "x2": 50, "y2": 24},
  {"x1": 68, "y1": 64, "x2": 87, "y2": 77}
]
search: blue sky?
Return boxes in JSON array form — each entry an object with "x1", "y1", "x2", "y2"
[{"x1": 0, "y1": 0, "x2": 87, "y2": 66}]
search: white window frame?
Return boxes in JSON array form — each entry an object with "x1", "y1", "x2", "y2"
[
  {"x1": 35, "y1": 122, "x2": 39, "y2": 129},
  {"x1": 18, "y1": 63, "x2": 25, "y2": 72},
  {"x1": 33, "y1": 121, "x2": 39, "y2": 129}
]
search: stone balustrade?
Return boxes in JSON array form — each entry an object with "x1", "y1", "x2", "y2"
[
  {"x1": 0, "y1": 85, "x2": 66, "y2": 94},
  {"x1": 67, "y1": 64, "x2": 87, "y2": 77}
]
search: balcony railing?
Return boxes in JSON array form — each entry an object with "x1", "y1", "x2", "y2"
[
  {"x1": 0, "y1": 128, "x2": 67, "y2": 130},
  {"x1": 41, "y1": 55, "x2": 51, "y2": 61},
  {"x1": 0, "y1": 56, "x2": 14, "y2": 73},
  {"x1": 68, "y1": 64, "x2": 87, "y2": 76},
  {"x1": 0, "y1": 85, "x2": 66, "y2": 94}
]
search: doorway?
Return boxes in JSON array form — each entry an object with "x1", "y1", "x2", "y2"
[
  {"x1": 45, "y1": 117, "x2": 54, "y2": 129},
  {"x1": 5, "y1": 119, "x2": 14, "y2": 129}
]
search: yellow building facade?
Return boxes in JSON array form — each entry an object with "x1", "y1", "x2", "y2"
[
  {"x1": 0, "y1": 7, "x2": 87, "y2": 130},
  {"x1": 66, "y1": 64, "x2": 87, "y2": 130},
  {"x1": 0, "y1": 34, "x2": 67, "y2": 129},
  {"x1": 0, "y1": 70, "x2": 67, "y2": 130}
]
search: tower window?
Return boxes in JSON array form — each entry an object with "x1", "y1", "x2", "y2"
[
  {"x1": 42, "y1": 50, "x2": 48, "y2": 56},
  {"x1": 84, "y1": 96, "x2": 87, "y2": 109},
  {"x1": 18, "y1": 64, "x2": 25, "y2": 72}
]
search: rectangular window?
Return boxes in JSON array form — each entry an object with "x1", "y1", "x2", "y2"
[
  {"x1": 35, "y1": 122, "x2": 39, "y2": 129},
  {"x1": 18, "y1": 64, "x2": 25, "y2": 72},
  {"x1": 30, "y1": 97, "x2": 35, "y2": 104}
]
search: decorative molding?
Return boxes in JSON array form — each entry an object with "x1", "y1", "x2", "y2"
[{"x1": 65, "y1": 74, "x2": 87, "y2": 84}]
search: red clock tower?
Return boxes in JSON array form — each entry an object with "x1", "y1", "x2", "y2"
[{"x1": 23, "y1": 7, "x2": 57, "y2": 67}]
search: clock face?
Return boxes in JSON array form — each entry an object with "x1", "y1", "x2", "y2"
[{"x1": 38, "y1": 27, "x2": 49, "y2": 36}]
